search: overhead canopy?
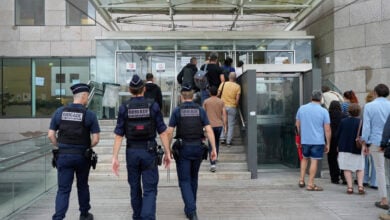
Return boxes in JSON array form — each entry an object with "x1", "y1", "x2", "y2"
[{"x1": 90, "y1": 0, "x2": 323, "y2": 31}]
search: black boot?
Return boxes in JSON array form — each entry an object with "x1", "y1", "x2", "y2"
[
  {"x1": 80, "y1": 212, "x2": 94, "y2": 220},
  {"x1": 187, "y1": 212, "x2": 198, "y2": 220}
]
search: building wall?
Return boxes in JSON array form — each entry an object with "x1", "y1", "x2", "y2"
[
  {"x1": 295, "y1": 0, "x2": 390, "y2": 103},
  {"x1": 0, "y1": 0, "x2": 107, "y2": 57}
]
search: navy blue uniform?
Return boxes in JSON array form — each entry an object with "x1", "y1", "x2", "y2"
[
  {"x1": 114, "y1": 97, "x2": 167, "y2": 220},
  {"x1": 50, "y1": 103, "x2": 100, "y2": 220},
  {"x1": 169, "y1": 101, "x2": 209, "y2": 218}
]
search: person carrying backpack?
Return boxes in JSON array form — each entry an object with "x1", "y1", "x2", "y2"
[
  {"x1": 199, "y1": 52, "x2": 224, "y2": 104},
  {"x1": 177, "y1": 57, "x2": 198, "y2": 91}
]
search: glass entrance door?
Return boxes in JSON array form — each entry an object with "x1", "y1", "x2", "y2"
[
  {"x1": 116, "y1": 52, "x2": 175, "y2": 116},
  {"x1": 256, "y1": 73, "x2": 301, "y2": 168}
]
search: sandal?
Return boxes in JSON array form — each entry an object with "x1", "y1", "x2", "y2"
[
  {"x1": 347, "y1": 187, "x2": 353, "y2": 194},
  {"x1": 358, "y1": 186, "x2": 365, "y2": 194},
  {"x1": 298, "y1": 180, "x2": 305, "y2": 188},
  {"x1": 306, "y1": 184, "x2": 323, "y2": 191}
]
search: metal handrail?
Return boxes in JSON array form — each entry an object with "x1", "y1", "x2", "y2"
[{"x1": 238, "y1": 107, "x2": 246, "y2": 129}]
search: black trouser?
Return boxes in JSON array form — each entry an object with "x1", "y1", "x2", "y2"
[{"x1": 327, "y1": 151, "x2": 345, "y2": 183}]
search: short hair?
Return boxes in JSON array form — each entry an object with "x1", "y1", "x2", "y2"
[
  {"x1": 374, "y1": 84, "x2": 389, "y2": 98},
  {"x1": 209, "y1": 52, "x2": 218, "y2": 61},
  {"x1": 181, "y1": 90, "x2": 194, "y2": 99},
  {"x1": 237, "y1": 60, "x2": 244, "y2": 67},
  {"x1": 228, "y1": 72, "x2": 236, "y2": 80},
  {"x1": 208, "y1": 86, "x2": 218, "y2": 96},
  {"x1": 348, "y1": 103, "x2": 361, "y2": 117},
  {"x1": 311, "y1": 90, "x2": 322, "y2": 101},
  {"x1": 224, "y1": 57, "x2": 233, "y2": 66},
  {"x1": 322, "y1": 86, "x2": 330, "y2": 93},
  {"x1": 146, "y1": 73, "x2": 153, "y2": 81},
  {"x1": 130, "y1": 87, "x2": 144, "y2": 95},
  {"x1": 190, "y1": 57, "x2": 197, "y2": 64}
]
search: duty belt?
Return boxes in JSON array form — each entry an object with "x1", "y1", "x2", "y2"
[{"x1": 58, "y1": 148, "x2": 86, "y2": 154}]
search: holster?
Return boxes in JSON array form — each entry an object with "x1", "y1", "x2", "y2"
[
  {"x1": 84, "y1": 148, "x2": 98, "y2": 170},
  {"x1": 51, "y1": 149, "x2": 59, "y2": 168},
  {"x1": 156, "y1": 145, "x2": 164, "y2": 166},
  {"x1": 172, "y1": 139, "x2": 182, "y2": 161}
]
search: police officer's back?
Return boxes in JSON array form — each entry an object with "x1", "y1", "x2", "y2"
[
  {"x1": 48, "y1": 83, "x2": 100, "y2": 220},
  {"x1": 166, "y1": 84, "x2": 217, "y2": 220},
  {"x1": 111, "y1": 74, "x2": 171, "y2": 220}
]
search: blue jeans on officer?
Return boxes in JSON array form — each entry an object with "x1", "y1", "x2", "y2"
[
  {"x1": 126, "y1": 147, "x2": 158, "y2": 220},
  {"x1": 176, "y1": 142, "x2": 204, "y2": 218},
  {"x1": 53, "y1": 153, "x2": 91, "y2": 220}
]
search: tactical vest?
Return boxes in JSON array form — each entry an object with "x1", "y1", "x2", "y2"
[
  {"x1": 125, "y1": 99, "x2": 156, "y2": 141},
  {"x1": 57, "y1": 106, "x2": 91, "y2": 146},
  {"x1": 175, "y1": 103, "x2": 204, "y2": 139}
]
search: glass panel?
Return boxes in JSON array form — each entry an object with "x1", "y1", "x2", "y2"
[
  {"x1": 265, "y1": 51, "x2": 294, "y2": 64},
  {"x1": 15, "y1": 0, "x2": 44, "y2": 26},
  {"x1": 177, "y1": 40, "x2": 233, "y2": 51},
  {"x1": 3, "y1": 59, "x2": 32, "y2": 117},
  {"x1": 96, "y1": 40, "x2": 116, "y2": 84},
  {"x1": 256, "y1": 75, "x2": 300, "y2": 167},
  {"x1": 0, "y1": 135, "x2": 54, "y2": 219},
  {"x1": 295, "y1": 40, "x2": 312, "y2": 63},
  {"x1": 116, "y1": 52, "x2": 175, "y2": 116},
  {"x1": 118, "y1": 40, "x2": 175, "y2": 51},
  {"x1": 34, "y1": 59, "x2": 62, "y2": 117},
  {"x1": 60, "y1": 58, "x2": 91, "y2": 105},
  {"x1": 66, "y1": 0, "x2": 96, "y2": 25},
  {"x1": 0, "y1": 59, "x2": 3, "y2": 116}
]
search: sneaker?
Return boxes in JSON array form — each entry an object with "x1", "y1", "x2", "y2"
[
  {"x1": 226, "y1": 142, "x2": 232, "y2": 147},
  {"x1": 220, "y1": 139, "x2": 226, "y2": 145},
  {"x1": 210, "y1": 165, "x2": 216, "y2": 172}
]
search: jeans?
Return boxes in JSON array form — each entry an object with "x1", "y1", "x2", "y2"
[
  {"x1": 363, "y1": 154, "x2": 377, "y2": 186},
  {"x1": 220, "y1": 107, "x2": 237, "y2": 144},
  {"x1": 53, "y1": 154, "x2": 91, "y2": 220},
  {"x1": 371, "y1": 146, "x2": 387, "y2": 199},
  {"x1": 126, "y1": 148, "x2": 159, "y2": 220},
  {"x1": 208, "y1": 126, "x2": 222, "y2": 165}
]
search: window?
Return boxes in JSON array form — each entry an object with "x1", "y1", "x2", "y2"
[
  {"x1": 55, "y1": 74, "x2": 65, "y2": 83},
  {"x1": 66, "y1": 0, "x2": 96, "y2": 26},
  {"x1": 69, "y1": 73, "x2": 80, "y2": 83},
  {"x1": 15, "y1": 0, "x2": 44, "y2": 26}
]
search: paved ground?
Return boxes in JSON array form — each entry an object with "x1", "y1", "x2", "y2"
[{"x1": 5, "y1": 169, "x2": 387, "y2": 220}]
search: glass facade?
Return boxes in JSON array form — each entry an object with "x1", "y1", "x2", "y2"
[
  {"x1": 0, "y1": 58, "x2": 92, "y2": 118},
  {"x1": 66, "y1": 0, "x2": 96, "y2": 26},
  {"x1": 95, "y1": 39, "x2": 312, "y2": 117},
  {"x1": 15, "y1": 0, "x2": 45, "y2": 26}
]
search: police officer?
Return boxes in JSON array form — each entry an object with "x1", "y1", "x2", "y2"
[
  {"x1": 48, "y1": 83, "x2": 100, "y2": 220},
  {"x1": 166, "y1": 84, "x2": 217, "y2": 220},
  {"x1": 112, "y1": 74, "x2": 171, "y2": 220}
]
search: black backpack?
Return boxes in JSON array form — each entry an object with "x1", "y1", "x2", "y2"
[{"x1": 182, "y1": 67, "x2": 195, "y2": 88}]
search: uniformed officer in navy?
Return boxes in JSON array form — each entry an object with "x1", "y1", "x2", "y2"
[
  {"x1": 112, "y1": 74, "x2": 171, "y2": 220},
  {"x1": 48, "y1": 83, "x2": 100, "y2": 220},
  {"x1": 166, "y1": 84, "x2": 217, "y2": 220}
]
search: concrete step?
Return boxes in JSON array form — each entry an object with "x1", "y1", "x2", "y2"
[
  {"x1": 89, "y1": 170, "x2": 251, "y2": 181},
  {"x1": 92, "y1": 161, "x2": 248, "y2": 173},
  {"x1": 97, "y1": 151, "x2": 246, "y2": 163}
]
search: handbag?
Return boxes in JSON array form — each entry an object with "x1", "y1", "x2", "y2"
[
  {"x1": 355, "y1": 119, "x2": 363, "y2": 149},
  {"x1": 217, "y1": 82, "x2": 225, "y2": 98}
]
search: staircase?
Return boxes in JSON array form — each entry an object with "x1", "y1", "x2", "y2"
[{"x1": 89, "y1": 120, "x2": 251, "y2": 183}]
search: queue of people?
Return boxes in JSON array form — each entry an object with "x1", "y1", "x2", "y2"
[{"x1": 298, "y1": 84, "x2": 390, "y2": 220}]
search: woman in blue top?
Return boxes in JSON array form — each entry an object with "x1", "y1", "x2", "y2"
[
  {"x1": 341, "y1": 90, "x2": 358, "y2": 116},
  {"x1": 337, "y1": 103, "x2": 364, "y2": 195}
]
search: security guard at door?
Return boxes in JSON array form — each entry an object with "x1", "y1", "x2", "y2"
[
  {"x1": 166, "y1": 84, "x2": 217, "y2": 220},
  {"x1": 48, "y1": 83, "x2": 100, "y2": 220},
  {"x1": 112, "y1": 74, "x2": 171, "y2": 220}
]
